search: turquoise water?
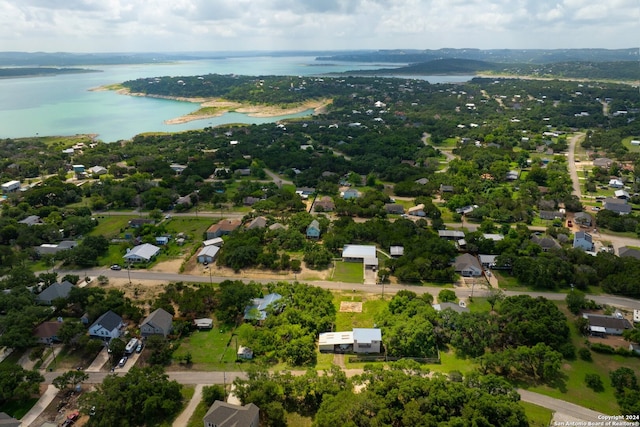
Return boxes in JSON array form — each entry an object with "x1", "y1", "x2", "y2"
[{"x1": 0, "y1": 56, "x2": 473, "y2": 142}]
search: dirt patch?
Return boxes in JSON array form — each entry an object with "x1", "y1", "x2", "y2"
[
  {"x1": 149, "y1": 258, "x2": 184, "y2": 273},
  {"x1": 587, "y1": 334, "x2": 630, "y2": 349},
  {"x1": 340, "y1": 302, "x2": 363, "y2": 313}
]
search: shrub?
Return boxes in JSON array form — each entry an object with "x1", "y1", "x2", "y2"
[
  {"x1": 590, "y1": 343, "x2": 615, "y2": 354},
  {"x1": 585, "y1": 373, "x2": 604, "y2": 392},
  {"x1": 578, "y1": 347, "x2": 592, "y2": 361}
]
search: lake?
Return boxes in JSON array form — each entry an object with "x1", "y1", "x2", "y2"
[{"x1": 0, "y1": 56, "x2": 474, "y2": 142}]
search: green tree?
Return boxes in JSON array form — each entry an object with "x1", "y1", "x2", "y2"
[
  {"x1": 566, "y1": 290, "x2": 587, "y2": 315},
  {"x1": 438, "y1": 289, "x2": 457, "y2": 303},
  {"x1": 58, "y1": 320, "x2": 86, "y2": 346},
  {"x1": 80, "y1": 366, "x2": 182, "y2": 426},
  {"x1": 53, "y1": 370, "x2": 89, "y2": 391},
  {"x1": 585, "y1": 373, "x2": 604, "y2": 392},
  {"x1": 0, "y1": 364, "x2": 43, "y2": 405},
  {"x1": 202, "y1": 385, "x2": 225, "y2": 406}
]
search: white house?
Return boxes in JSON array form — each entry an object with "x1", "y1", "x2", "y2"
[
  {"x1": 89, "y1": 310, "x2": 123, "y2": 341},
  {"x1": 353, "y1": 328, "x2": 382, "y2": 353},
  {"x1": 197, "y1": 245, "x2": 220, "y2": 264},
  {"x1": 123, "y1": 243, "x2": 160, "y2": 263},
  {"x1": 318, "y1": 328, "x2": 382, "y2": 354},
  {"x1": 1, "y1": 180, "x2": 20, "y2": 194},
  {"x1": 342, "y1": 245, "x2": 378, "y2": 268},
  {"x1": 609, "y1": 178, "x2": 624, "y2": 188}
]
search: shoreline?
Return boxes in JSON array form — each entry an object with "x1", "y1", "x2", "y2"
[{"x1": 93, "y1": 84, "x2": 332, "y2": 124}]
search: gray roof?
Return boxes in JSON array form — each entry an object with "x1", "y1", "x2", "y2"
[
  {"x1": 91, "y1": 310, "x2": 123, "y2": 332},
  {"x1": 141, "y1": 308, "x2": 173, "y2": 332},
  {"x1": 438, "y1": 230, "x2": 465, "y2": 239},
  {"x1": 454, "y1": 253, "x2": 482, "y2": 272},
  {"x1": 307, "y1": 219, "x2": 320, "y2": 231},
  {"x1": 197, "y1": 245, "x2": 220, "y2": 258},
  {"x1": 433, "y1": 302, "x2": 469, "y2": 313},
  {"x1": 353, "y1": 328, "x2": 381, "y2": 343},
  {"x1": 18, "y1": 215, "x2": 42, "y2": 226},
  {"x1": 603, "y1": 198, "x2": 632, "y2": 214},
  {"x1": 244, "y1": 293, "x2": 283, "y2": 321},
  {"x1": 203, "y1": 401, "x2": 259, "y2": 427},
  {"x1": 619, "y1": 246, "x2": 640, "y2": 259},
  {"x1": 539, "y1": 210, "x2": 564, "y2": 220},
  {"x1": 0, "y1": 412, "x2": 20, "y2": 427},
  {"x1": 342, "y1": 245, "x2": 377, "y2": 259},
  {"x1": 37, "y1": 281, "x2": 74, "y2": 304},
  {"x1": 584, "y1": 313, "x2": 632, "y2": 330},
  {"x1": 124, "y1": 243, "x2": 160, "y2": 261}
]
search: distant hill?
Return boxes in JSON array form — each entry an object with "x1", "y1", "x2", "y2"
[
  {"x1": 352, "y1": 58, "x2": 504, "y2": 75},
  {"x1": 317, "y1": 48, "x2": 640, "y2": 64},
  {"x1": 0, "y1": 67, "x2": 99, "y2": 78}
]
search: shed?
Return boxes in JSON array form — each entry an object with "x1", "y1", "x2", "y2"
[{"x1": 197, "y1": 245, "x2": 220, "y2": 264}]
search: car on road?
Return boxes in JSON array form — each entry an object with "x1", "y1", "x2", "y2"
[
  {"x1": 110, "y1": 264, "x2": 122, "y2": 271},
  {"x1": 118, "y1": 356, "x2": 128, "y2": 368}
]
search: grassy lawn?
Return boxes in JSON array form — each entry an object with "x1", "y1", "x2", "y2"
[
  {"x1": 333, "y1": 291, "x2": 386, "y2": 331},
  {"x1": 521, "y1": 401, "x2": 553, "y2": 427},
  {"x1": 186, "y1": 400, "x2": 210, "y2": 427},
  {"x1": 492, "y1": 271, "x2": 529, "y2": 290},
  {"x1": 0, "y1": 398, "x2": 39, "y2": 419},
  {"x1": 173, "y1": 327, "x2": 240, "y2": 371},
  {"x1": 89, "y1": 215, "x2": 135, "y2": 238},
  {"x1": 287, "y1": 412, "x2": 313, "y2": 426},
  {"x1": 331, "y1": 261, "x2": 363, "y2": 283}
]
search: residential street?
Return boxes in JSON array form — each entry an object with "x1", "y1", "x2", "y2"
[{"x1": 567, "y1": 132, "x2": 586, "y2": 198}]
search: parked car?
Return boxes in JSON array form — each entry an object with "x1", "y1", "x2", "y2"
[
  {"x1": 118, "y1": 356, "x2": 128, "y2": 368},
  {"x1": 110, "y1": 264, "x2": 122, "y2": 271},
  {"x1": 567, "y1": 220, "x2": 573, "y2": 227},
  {"x1": 136, "y1": 343, "x2": 143, "y2": 353}
]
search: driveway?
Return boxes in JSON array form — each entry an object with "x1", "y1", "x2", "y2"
[
  {"x1": 85, "y1": 347, "x2": 109, "y2": 372},
  {"x1": 567, "y1": 132, "x2": 586, "y2": 198},
  {"x1": 21, "y1": 384, "x2": 59, "y2": 427},
  {"x1": 173, "y1": 383, "x2": 210, "y2": 427}
]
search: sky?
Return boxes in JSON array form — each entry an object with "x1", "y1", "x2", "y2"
[{"x1": 1, "y1": 0, "x2": 638, "y2": 53}]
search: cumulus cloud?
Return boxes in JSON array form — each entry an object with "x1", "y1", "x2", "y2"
[{"x1": 0, "y1": 0, "x2": 636, "y2": 51}]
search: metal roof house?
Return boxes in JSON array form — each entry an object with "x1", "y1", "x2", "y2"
[
  {"x1": 244, "y1": 293, "x2": 283, "y2": 322},
  {"x1": 342, "y1": 245, "x2": 378, "y2": 267},
  {"x1": 318, "y1": 328, "x2": 382, "y2": 354},
  {"x1": 197, "y1": 245, "x2": 220, "y2": 264},
  {"x1": 353, "y1": 328, "x2": 382, "y2": 353},
  {"x1": 584, "y1": 313, "x2": 632, "y2": 336},
  {"x1": 123, "y1": 243, "x2": 160, "y2": 263},
  {"x1": 203, "y1": 401, "x2": 259, "y2": 427}
]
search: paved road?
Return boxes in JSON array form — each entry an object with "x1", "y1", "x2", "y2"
[
  {"x1": 567, "y1": 132, "x2": 586, "y2": 199},
  {"x1": 22, "y1": 384, "x2": 59, "y2": 427},
  {"x1": 518, "y1": 389, "x2": 606, "y2": 422},
  {"x1": 61, "y1": 267, "x2": 640, "y2": 311}
]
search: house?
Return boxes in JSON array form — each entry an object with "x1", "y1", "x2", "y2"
[
  {"x1": 318, "y1": 328, "x2": 382, "y2": 354},
  {"x1": 609, "y1": 178, "x2": 624, "y2": 188},
  {"x1": 36, "y1": 240, "x2": 77, "y2": 256},
  {"x1": 194, "y1": 318, "x2": 213, "y2": 330},
  {"x1": 482, "y1": 234, "x2": 504, "y2": 242},
  {"x1": 407, "y1": 204, "x2": 426, "y2": 217},
  {"x1": 438, "y1": 230, "x2": 465, "y2": 240},
  {"x1": 353, "y1": 328, "x2": 382, "y2": 353},
  {"x1": 205, "y1": 219, "x2": 242, "y2": 239},
  {"x1": 573, "y1": 212, "x2": 593, "y2": 227},
  {"x1": 237, "y1": 346, "x2": 254, "y2": 360},
  {"x1": 306, "y1": 219, "x2": 321, "y2": 239},
  {"x1": 18, "y1": 215, "x2": 43, "y2": 226},
  {"x1": 615, "y1": 189, "x2": 630, "y2": 200},
  {"x1": 618, "y1": 246, "x2": 640, "y2": 260},
  {"x1": 506, "y1": 170, "x2": 520, "y2": 181},
  {"x1": 592, "y1": 158, "x2": 612, "y2": 168},
  {"x1": 573, "y1": 231, "x2": 594, "y2": 251},
  {"x1": 390, "y1": 246, "x2": 404, "y2": 257},
  {"x1": 197, "y1": 245, "x2": 220, "y2": 264},
  {"x1": 89, "y1": 310, "x2": 123, "y2": 340},
  {"x1": 342, "y1": 245, "x2": 378, "y2": 268},
  {"x1": 384, "y1": 203, "x2": 405, "y2": 215},
  {"x1": 202, "y1": 237, "x2": 224, "y2": 247},
  {"x1": 36, "y1": 281, "x2": 74, "y2": 305},
  {"x1": 203, "y1": 401, "x2": 259, "y2": 427},
  {"x1": 295, "y1": 187, "x2": 315, "y2": 199},
  {"x1": 243, "y1": 196, "x2": 261, "y2": 206},
  {"x1": 155, "y1": 236, "x2": 170, "y2": 246},
  {"x1": 246, "y1": 216, "x2": 267, "y2": 230},
  {"x1": 88, "y1": 166, "x2": 108, "y2": 176},
  {"x1": 479, "y1": 254, "x2": 498, "y2": 268},
  {"x1": 453, "y1": 254, "x2": 482, "y2": 277},
  {"x1": 635, "y1": 309, "x2": 640, "y2": 323},
  {"x1": 34, "y1": 321, "x2": 64, "y2": 344},
  {"x1": 415, "y1": 178, "x2": 429, "y2": 185},
  {"x1": 539, "y1": 211, "x2": 564, "y2": 221},
  {"x1": 170, "y1": 163, "x2": 188, "y2": 174},
  {"x1": 244, "y1": 293, "x2": 283, "y2": 322},
  {"x1": 433, "y1": 302, "x2": 470, "y2": 313},
  {"x1": 268, "y1": 222, "x2": 286, "y2": 231},
  {"x1": 603, "y1": 198, "x2": 632, "y2": 215},
  {"x1": 314, "y1": 196, "x2": 335, "y2": 212},
  {"x1": 72, "y1": 164, "x2": 85, "y2": 174},
  {"x1": 0, "y1": 412, "x2": 20, "y2": 427},
  {"x1": 123, "y1": 243, "x2": 161, "y2": 263},
  {"x1": 584, "y1": 313, "x2": 632, "y2": 336},
  {"x1": 1, "y1": 180, "x2": 20, "y2": 194},
  {"x1": 128, "y1": 218, "x2": 154, "y2": 229},
  {"x1": 531, "y1": 235, "x2": 562, "y2": 252},
  {"x1": 342, "y1": 188, "x2": 360, "y2": 200},
  {"x1": 140, "y1": 308, "x2": 173, "y2": 338},
  {"x1": 440, "y1": 184, "x2": 454, "y2": 193}
]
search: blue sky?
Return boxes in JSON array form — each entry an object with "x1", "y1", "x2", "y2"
[{"x1": 1, "y1": 0, "x2": 638, "y2": 52}]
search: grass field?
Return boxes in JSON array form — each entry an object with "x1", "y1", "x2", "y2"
[
  {"x1": 173, "y1": 327, "x2": 240, "y2": 371},
  {"x1": 186, "y1": 400, "x2": 210, "y2": 427},
  {"x1": 333, "y1": 291, "x2": 386, "y2": 332},
  {"x1": 520, "y1": 401, "x2": 553, "y2": 427},
  {"x1": 331, "y1": 261, "x2": 363, "y2": 283}
]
